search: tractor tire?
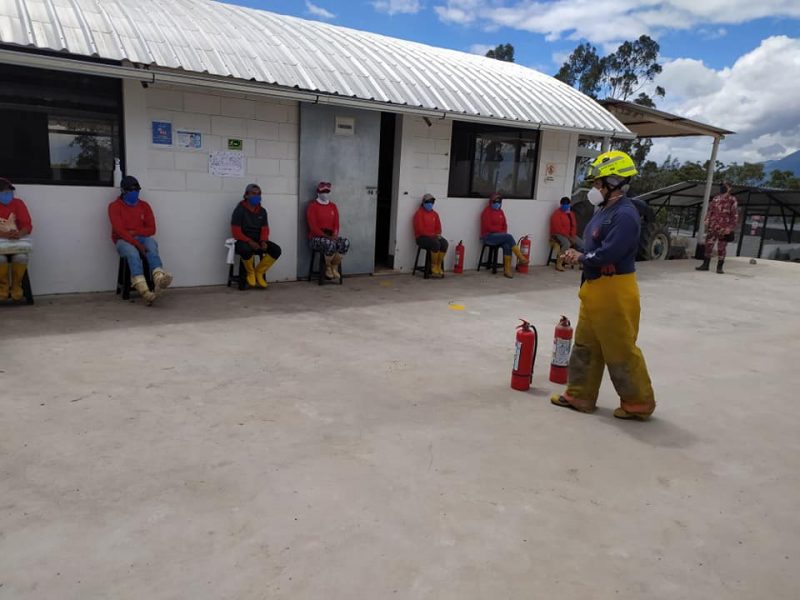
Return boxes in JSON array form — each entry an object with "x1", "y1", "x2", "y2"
[{"x1": 638, "y1": 223, "x2": 671, "y2": 261}]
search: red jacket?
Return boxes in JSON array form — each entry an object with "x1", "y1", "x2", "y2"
[
  {"x1": 306, "y1": 200, "x2": 340, "y2": 239},
  {"x1": 108, "y1": 197, "x2": 156, "y2": 245},
  {"x1": 550, "y1": 208, "x2": 577, "y2": 238},
  {"x1": 413, "y1": 207, "x2": 442, "y2": 238},
  {"x1": 480, "y1": 206, "x2": 507, "y2": 238},
  {"x1": 0, "y1": 197, "x2": 33, "y2": 234}
]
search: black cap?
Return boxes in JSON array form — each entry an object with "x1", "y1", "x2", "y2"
[
  {"x1": 560, "y1": 196, "x2": 571, "y2": 205},
  {"x1": 120, "y1": 175, "x2": 141, "y2": 191},
  {"x1": 0, "y1": 177, "x2": 15, "y2": 191}
]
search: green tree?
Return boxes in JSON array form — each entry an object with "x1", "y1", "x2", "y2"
[
  {"x1": 719, "y1": 162, "x2": 765, "y2": 186},
  {"x1": 766, "y1": 169, "x2": 800, "y2": 190},
  {"x1": 556, "y1": 36, "x2": 666, "y2": 164},
  {"x1": 485, "y1": 43, "x2": 515, "y2": 62},
  {"x1": 554, "y1": 43, "x2": 603, "y2": 98}
]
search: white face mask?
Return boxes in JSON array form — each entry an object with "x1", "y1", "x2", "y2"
[
  {"x1": 317, "y1": 194, "x2": 330, "y2": 205},
  {"x1": 587, "y1": 187, "x2": 605, "y2": 206}
]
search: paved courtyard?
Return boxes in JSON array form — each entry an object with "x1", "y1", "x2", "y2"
[{"x1": 1, "y1": 258, "x2": 798, "y2": 599}]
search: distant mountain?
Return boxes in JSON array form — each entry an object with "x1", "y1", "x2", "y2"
[{"x1": 764, "y1": 149, "x2": 800, "y2": 176}]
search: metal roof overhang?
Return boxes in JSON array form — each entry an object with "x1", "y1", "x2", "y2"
[
  {"x1": 0, "y1": 0, "x2": 634, "y2": 139},
  {"x1": 600, "y1": 100, "x2": 734, "y2": 139}
]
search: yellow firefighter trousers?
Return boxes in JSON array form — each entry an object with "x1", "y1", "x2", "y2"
[{"x1": 564, "y1": 273, "x2": 656, "y2": 416}]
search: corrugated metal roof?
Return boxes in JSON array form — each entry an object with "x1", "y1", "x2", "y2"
[{"x1": 0, "y1": 0, "x2": 631, "y2": 136}]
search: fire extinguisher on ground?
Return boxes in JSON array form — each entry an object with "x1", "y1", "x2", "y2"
[
  {"x1": 516, "y1": 235, "x2": 531, "y2": 273},
  {"x1": 453, "y1": 240, "x2": 465, "y2": 274},
  {"x1": 511, "y1": 319, "x2": 538, "y2": 391},
  {"x1": 549, "y1": 316, "x2": 573, "y2": 384}
]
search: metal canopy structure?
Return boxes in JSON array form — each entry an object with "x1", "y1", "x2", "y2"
[
  {"x1": 0, "y1": 0, "x2": 632, "y2": 137},
  {"x1": 600, "y1": 100, "x2": 734, "y2": 138},
  {"x1": 638, "y1": 181, "x2": 799, "y2": 258},
  {"x1": 600, "y1": 99, "x2": 735, "y2": 250}
]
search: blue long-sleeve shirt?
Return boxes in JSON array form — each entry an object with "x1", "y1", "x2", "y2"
[{"x1": 579, "y1": 197, "x2": 640, "y2": 280}]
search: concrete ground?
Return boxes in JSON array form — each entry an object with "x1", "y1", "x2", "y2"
[{"x1": 1, "y1": 258, "x2": 799, "y2": 600}]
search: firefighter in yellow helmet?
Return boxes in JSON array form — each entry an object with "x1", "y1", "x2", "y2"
[{"x1": 551, "y1": 150, "x2": 656, "y2": 420}]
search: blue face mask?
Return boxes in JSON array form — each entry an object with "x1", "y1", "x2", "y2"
[
  {"x1": 560, "y1": 205, "x2": 570, "y2": 213},
  {"x1": 247, "y1": 195, "x2": 262, "y2": 206},
  {"x1": 491, "y1": 202, "x2": 501, "y2": 210},
  {"x1": 122, "y1": 190, "x2": 139, "y2": 206},
  {"x1": 422, "y1": 202, "x2": 434, "y2": 212},
  {"x1": 0, "y1": 191, "x2": 12, "y2": 205}
]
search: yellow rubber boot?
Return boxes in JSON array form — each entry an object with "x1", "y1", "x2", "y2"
[
  {"x1": 254, "y1": 255, "x2": 277, "y2": 288},
  {"x1": 512, "y1": 244, "x2": 528, "y2": 264},
  {"x1": 0, "y1": 263, "x2": 9, "y2": 299},
  {"x1": 10, "y1": 263, "x2": 27, "y2": 301},
  {"x1": 241, "y1": 257, "x2": 257, "y2": 287},
  {"x1": 431, "y1": 252, "x2": 444, "y2": 278},
  {"x1": 503, "y1": 255, "x2": 513, "y2": 278},
  {"x1": 329, "y1": 253, "x2": 342, "y2": 280}
]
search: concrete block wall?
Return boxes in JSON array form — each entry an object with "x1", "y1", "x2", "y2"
[
  {"x1": 134, "y1": 83, "x2": 299, "y2": 287},
  {"x1": 391, "y1": 118, "x2": 577, "y2": 272}
]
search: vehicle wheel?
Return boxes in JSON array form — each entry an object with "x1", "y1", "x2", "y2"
[{"x1": 638, "y1": 223, "x2": 671, "y2": 261}]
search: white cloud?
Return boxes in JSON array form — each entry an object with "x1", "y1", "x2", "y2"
[
  {"x1": 432, "y1": 0, "x2": 800, "y2": 46},
  {"x1": 305, "y1": 1, "x2": 335, "y2": 19},
  {"x1": 469, "y1": 43, "x2": 494, "y2": 55},
  {"x1": 372, "y1": 0, "x2": 423, "y2": 15},
  {"x1": 646, "y1": 36, "x2": 800, "y2": 165}
]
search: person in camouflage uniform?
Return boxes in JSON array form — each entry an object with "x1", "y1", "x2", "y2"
[{"x1": 697, "y1": 182, "x2": 739, "y2": 274}]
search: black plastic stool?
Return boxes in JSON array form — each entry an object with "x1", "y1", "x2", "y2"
[
  {"x1": 477, "y1": 243, "x2": 502, "y2": 274},
  {"x1": 116, "y1": 255, "x2": 153, "y2": 300},
  {"x1": 227, "y1": 257, "x2": 248, "y2": 290},
  {"x1": 308, "y1": 250, "x2": 343, "y2": 286},
  {"x1": 412, "y1": 246, "x2": 432, "y2": 279}
]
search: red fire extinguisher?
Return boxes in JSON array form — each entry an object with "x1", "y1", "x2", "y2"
[
  {"x1": 516, "y1": 235, "x2": 531, "y2": 273},
  {"x1": 453, "y1": 240, "x2": 465, "y2": 274},
  {"x1": 549, "y1": 316, "x2": 573, "y2": 384},
  {"x1": 511, "y1": 319, "x2": 538, "y2": 391}
]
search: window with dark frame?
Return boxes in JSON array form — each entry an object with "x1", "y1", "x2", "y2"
[
  {"x1": 0, "y1": 63, "x2": 123, "y2": 186},
  {"x1": 448, "y1": 121, "x2": 539, "y2": 198}
]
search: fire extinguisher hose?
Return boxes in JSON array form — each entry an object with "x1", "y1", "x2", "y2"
[{"x1": 530, "y1": 324, "x2": 538, "y2": 383}]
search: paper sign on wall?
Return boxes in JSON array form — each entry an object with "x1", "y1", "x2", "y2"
[
  {"x1": 209, "y1": 151, "x2": 245, "y2": 177},
  {"x1": 544, "y1": 162, "x2": 558, "y2": 182},
  {"x1": 151, "y1": 121, "x2": 172, "y2": 145},
  {"x1": 177, "y1": 130, "x2": 202, "y2": 150}
]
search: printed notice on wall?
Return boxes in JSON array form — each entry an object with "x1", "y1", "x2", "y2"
[
  {"x1": 209, "y1": 151, "x2": 245, "y2": 177},
  {"x1": 176, "y1": 130, "x2": 202, "y2": 150},
  {"x1": 151, "y1": 121, "x2": 172, "y2": 145},
  {"x1": 544, "y1": 162, "x2": 557, "y2": 182}
]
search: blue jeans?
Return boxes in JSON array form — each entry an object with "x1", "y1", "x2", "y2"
[
  {"x1": 116, "y1": 237, "x2": 163, "y2": 277},
  {"x1": 482, "y1": 232, "x2": 516, "y2": 254}
]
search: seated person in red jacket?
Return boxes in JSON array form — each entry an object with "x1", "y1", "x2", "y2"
[
  {"x1": 108, "y1": 176, "x2": 172, "y2": 305},
  {"x1": 306, "y1": 181, "x2": 349, "y2": 280},
  {"x1": 0, "y1": 177, "x2": 33, "y2": 301},
  {"x1": 231, "y1": 183, "x2": 282, "y2": 289},
  {"x1": 413, "y1": 193, "x2": 448, "y2": 278},
  {"x1": 479, "y1": 192, "x2": 528, "y2": 278},
  {"x1": 549, "y1": 196, "x2": 583, "y2": 271}
]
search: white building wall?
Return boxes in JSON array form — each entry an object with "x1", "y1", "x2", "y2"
[
  {"x1": 390, "y1": 117, "x2": 577, "y2": 272},
  {"x1": 14, "y1": 80, "x2": 299, "y2": 295},
  {"x1": 131, "y1": 82, "x2": 299, "y2": 288}
]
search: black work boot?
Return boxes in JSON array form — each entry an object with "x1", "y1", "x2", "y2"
[
  {"x1": 716, "y1": 259, "x2": 725, "y2": 274},
  {"x1": 696, "y1": 258, "x2": 711, "y2": 271}
]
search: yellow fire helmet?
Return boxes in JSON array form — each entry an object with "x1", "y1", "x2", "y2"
[{"x1": 586, "y1": 150, "x2": 638, "y2": 181}]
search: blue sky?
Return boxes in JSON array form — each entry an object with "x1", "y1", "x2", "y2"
[{"x1": 231, "y1": 1, "x2": 800, "y2": 165}]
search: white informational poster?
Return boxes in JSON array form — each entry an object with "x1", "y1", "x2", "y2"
[
  {"x1": 209, "y1": 151, "x2": 245, "y2": 177},
  {"x1": 176, "y1": 130, "x2": 202, "y2": 150}
]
